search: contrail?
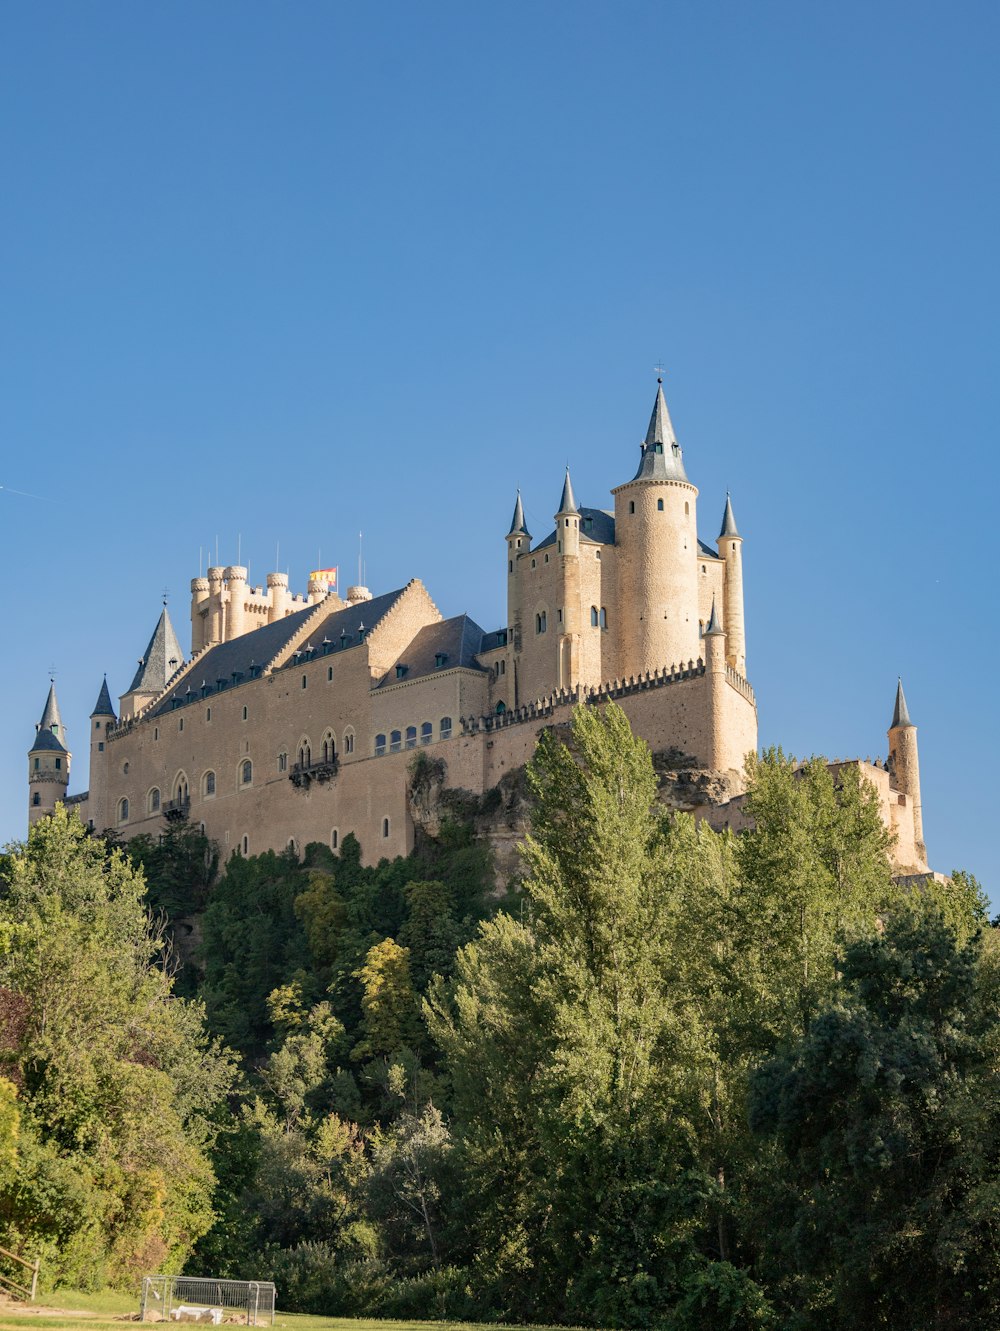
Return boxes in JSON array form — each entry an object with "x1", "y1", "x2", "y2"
[{"x1": 0, "y1": 484, "x2": 54, "y2": 501}]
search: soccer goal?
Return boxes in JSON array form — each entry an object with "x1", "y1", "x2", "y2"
[{"x1": 139, "y1": 1275, "x2": 276, "y2": 1325}]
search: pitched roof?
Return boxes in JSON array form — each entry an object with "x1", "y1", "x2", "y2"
[
  {"x1": 30, "y1": 727, "x2": 66, "y2": 754},
  {"x1": 377, "y1": 613, "x2": 488, "y2": 686},
  {"x1": 719, "y1": 493, "x2": 740, "y2": 539},
  {"x1": 38, "y1": 682, "x2": 63, "y2": 734},
  {"x1": 508, "y1": 491, "x2": 529, "y2": 537},
  {"x1": 535, "y1": 506, "x2": 615, "y2": 550},
  {"x1": 631, "y1": 381, "x2": 690, "y2": 483},
  {"x1": 152, "y1": 587, "x2": 410, "y2": 715},
  {"x1": 91, "y1": 677, "x2": 116, "y2": 718},
  {"x1": 557, "y1": 468, "x2": 579, "y2": 515},
  {"x1": 705, "y1": 595, "x2": 724, "y2": 634},
  {"x1": 127, "y1": 608, "x2": 185, "y2": 694},
  {"x1": 891, "y1": 678, "x2": 914, "y2": 729}
]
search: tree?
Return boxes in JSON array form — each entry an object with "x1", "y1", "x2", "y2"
[{"x1": 353, "y1": 939, "x2": 420, "y2": 1064}]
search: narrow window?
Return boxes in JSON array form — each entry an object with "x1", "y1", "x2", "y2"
[
  {"x1": 31, "y1": 792, "x2": 40, "y2": 807},
  {"x1": 331, "y1": 829, "x2": 339, "y2": 850},
  {"x1": 241, "y1": 760, "x2": 252, "y2": 785},
  {"x1": 420, "y1": 721, "x2": 432, "y2": 744},
  {"x1": 557, "y1": 608, "x2": 563, "y2": 624},
  {"x1": 496, "y1": 700, "x2": 506, "y2": 715},
  {"x1": 118, "y1": 797, "x2": 129, "y2": 824},
  {"x1": 508, "y1": 559, "x2": 513, "y2": 572},
  {"x1": 536, "y1": 611, "x2": 547, "y2": 634},
  {"x1": 278, "y1": 752, "x2": 288, "y2": 772},
  {"x1": 179, "y1": 718, "x2": 184, "y2": 732},
  {"x1": 301, "y1": 674, "x2": 307, "y2": 689},
  {"x1": 657, "y1": 498, "x2": 664, "y2": 511},
  {"x1": 629, "y1": 501, "x2": 635, "y2": 514},
  {"x1": 123, "y1": 761, "x2": 129, "y2": 775},
  {"x1": 440, "y1": 716, "x2": 453, "y2": 739},
  {"x1": 595, "y1": 549, "x2": 601, "y2": 560},
  {"x1": 206, "y1": 707, "x2": 212, "y2": 721},
  {"x1": 204, "y1": 771, "x2": 216, "y2": 797},
  {"x1": 499, "y1": 659, "x2": 505, "y2": 675},
  {"x1": 591, "y1": 606, "x2": 599, "y2": 626},
  {"x1": 382, "y1": 817, "x2": 390, "y2": 838},
  {"x1": 390, "y1": 730, "x2": 402, "y2": 753},
  {"x1": 242, "y1": 835, "x2": 249, "y2": 855},
  {"x1": 344, "y1": 729, "x2": 355, "y2": 754},
  {"x1": 98, "y1": 742, "x2": 104, "y2": 752},
  {"x1": 242, "y1": 706, "x2": 248, "y2": 721},
  {"x1": 154, "y1": 727, "x2": 158, "y2": 740},
  {"x1": 328, "y1": 666, "x2": 334, "y2": 681},
  {"x1": 375, "y1": 733, "x2": 387, "y2": 756},
  {"x1": 405, "y1": 725, "x2": 417, "y2": 749},
  {"x1": 600, "y1": 607, "x2": 607, "y2": 630},
  {"x1": 544, "y1": 553, "x2": 549, "y2": 563},
  {"x1": 55, "y1": 758, "x2": 62, "y2": 771},
  {"x1": 33, "y1": 757, "x2": 39, "y2": 771},
  {"x1": 685, "y1": 501, "x2": 689, "y2": 515},
  {"x1": 149, "y1": 788, "x2": 161, "y2": 814}
]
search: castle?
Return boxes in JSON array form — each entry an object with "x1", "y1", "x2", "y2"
[{"x1": 27, "y1": 382, "x2": 929, "y2": 875}]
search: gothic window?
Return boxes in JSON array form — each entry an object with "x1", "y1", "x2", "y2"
[
  {"x1": 375, "y1": 733, "x2": 387, "y2": 756},
  {"x1": 496, "y1": 701, "x2": 506, "y2": 715},
  {"x1": 118, "y1": 797, "x2": 129, "y2": 824},
  {"x1": 600, "y1": 607, "x2": 607, "y2": 629},
  {"x1": 278, "y1": 752, "x2": 288, "y2": 772},
  {"x1": 440, "y1": 716, "x2": 453, "y2": 739},
  {"x1": 390, "y1": 730, "x2": 402, "y2": 753},
  {"x1": 331, "y1": 829, "x2": 339, "y2": 849},
  {"x1": 591, "y1": 606, "x2": 599, "y2": 626},
  {"x1": 536, "y1": 611, "x2": 547, "y2": 634},
  {"x1": 148, "y1": 788, "x2": 161, "y2": 814},
  {"x1": 322, "y1": 731, "x2": 336, "y2": 762},
  {"x1": 241, "y1": 760, "x2": 252, "y2": 786},
  {"x1": 344, "y1": 729, "x2": 355, "y2": 754},
  {"x1": 203, "y1": 771, "x2": 216, "y2": 797}
]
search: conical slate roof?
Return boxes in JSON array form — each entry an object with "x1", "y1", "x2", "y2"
[
  {"x1": 127, "y1": 607, "x2": 185, "y2": 694},
  {"x1": 30, "y1": 728, "x2": 66, "y2": 754},
  {"x1": 507, "y1": 490, "x2": 529, "y2": 537},
  {"x1": 37, "y1": 681, "x2": 63, "y2": 735},
  {"x1": 91, "y1": 676, "x2": 116, "y2": 718},
  {"x1": 719, "y1": 493, "x2": 740, "y2": 539},
  {"x1": 890, "y1": 678, "x2": 913, "y2": 729},
  {"x1": 632, "y1": 381, "x2": 689, "y2": 483},
  {"x1": 557, "y1": 468, "x2": 579, "y2": 515},
  {"x1": 705, "y1": 595, "x2": 724, "y2": 634}
]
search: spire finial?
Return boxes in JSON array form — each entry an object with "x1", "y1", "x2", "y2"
[
  {"x1": 507, "y1": 489, "x2": 529, "y2": 538},
  {"x1": 557, "y1": 467, "x2": 578, "y2": 516},
  {"x1": 890, "y1": 677, "x2": 914, "y2": 729}
]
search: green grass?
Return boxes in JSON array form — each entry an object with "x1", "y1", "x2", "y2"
[{"x1": 0, "y1": 1290, "x2": 573, "y2": 1331}]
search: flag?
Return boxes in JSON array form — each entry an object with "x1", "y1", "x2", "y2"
[{"x1": 310, "y1": 567, "x2": 338, "y2": 591}]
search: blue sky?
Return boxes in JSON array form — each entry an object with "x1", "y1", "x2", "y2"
[{"x1": 1, "y1": 2, "x2": 997, "y2": 898}]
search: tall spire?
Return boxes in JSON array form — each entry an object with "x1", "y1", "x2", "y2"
[
  {"x1": 890, "y1": 678, "x2": 913, "y2": 729},
  {"x1": 91, "y1": 676, "x2": 116, "y2": 718},
  {"x1": 37, "y1": 681, "x2": 63, "y2": 736},
  {"x1": 507, "y1": 490, "x2": 529, "y2": 537},
  {"x1": 705, "y1": 595, "x2": 724, "y2": 635},
  {"x1": 127, "y1": 607, "x2": 185, "y2": 695},
  {"x1": 556, "y1": 467, "x2": 578, "y2": 516},
  {"x1": 719, "y1": 492, "x2": 740, "y2": 539},
  {"x1": 632, "y1": 380, "x2": 689, "y2": 483}
]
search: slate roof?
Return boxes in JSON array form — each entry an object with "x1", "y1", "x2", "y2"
[
  {"x1": 534, "y1": 506, "x2": 616, "y2": 551},
  {"x1": 152, "y1": 588, "x2": 409, "y2": 714},
  {"x1": 891, "y1": 679, "x2": 913, "y2": 729},
  {"x1": 631, "y1": 382, "x2": 690, "y2": 483},
  {"x1": 30, "y1": 728, "x2": 67, "y2": 754},
  {"x1": 557, "y1": 468, "x2": 579, "y2": 515},
  {"x1": 719, "y1": 493, "x2": 740, "y2": 539},
  {"x1": 377, "y1": 613, "x2": 488, "y2": 687},
  {"x1": 38, "y1": 682, "x2": 63, "y2": 734},
  {"x1": 698, "y1": 538, "x2": 723, "y2": 560},
  {"x1": 128, "y1": 608, "x2": 185, "y2": 694},
  {"x1": 91, "y1": 677, "x2": 116, "y2": 718},
  {"x1": 508, "y1": 491, "x2": 529, "y2": 537}
]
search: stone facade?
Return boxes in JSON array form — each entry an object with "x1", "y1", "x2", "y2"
[{"x1": 27, "y1": 382, "x2": 928, "y2": 875}]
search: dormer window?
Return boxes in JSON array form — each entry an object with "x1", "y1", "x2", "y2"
[
  {"x1": 654, "y1": 442, "x2": 663, "y2": 453},
  {"x1": 434, "y1": 653, "x2": 448, "y2": 668},
  {"x1": 396, "y1": 664, "x2": 408, "y2": 679}
]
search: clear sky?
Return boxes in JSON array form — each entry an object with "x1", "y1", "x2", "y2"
[{"x1": 2, "y1": 2, "x2": 997, "y2": 899}]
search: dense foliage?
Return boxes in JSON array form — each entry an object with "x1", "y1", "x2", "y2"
[{"x1": 1, "y1": 708, "x2": 994, "y2": 1329}]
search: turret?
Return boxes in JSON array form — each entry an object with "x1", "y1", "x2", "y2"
[
  {"x1": 555, "y1": 468, "x2": 580, "y2": 556},
  {"x1": 554, "y1": 469, "x2": 581, "y2": 687},
  {"x1": 717, "y1": 493, "x2": 746, "y2": 675},
  {"x1": 28, "y1": 682, "x2": 70, "y2": 826},
  {"x1": 505, "y1": 490, "x2": 530, "y2": 652},
  {"x1": 612, "y1": 380, "x2": 700, "y2": 678},
  {"x1": 190, "y1": 577, "x2": 209, "y2": 654},
  {"x1": 703, "y1": 596, "x2": 727, "y2": 766},
  {"x1": 307, "y1": 574, "x2": 328, "y2": 605},
  {"x1": 266, "y1": 571, "x2": 289, "y2": 622},
  {"x1": 206, "y1": 567, "x2": 225, "y2": 646},
  {"x1": 888, "y1": 678, "x2": 926, "y2": 865},
  {"x1": 224, "y1": 565, "x2": 248, "y2": 640},
  {"x1": 88, "y1": 676, "x2": 116, "y2": 828}
]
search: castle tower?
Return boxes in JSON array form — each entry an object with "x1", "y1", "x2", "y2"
[
  {"x1": 190, "y1": 577, "x2": 210, "y2": 654},
  {"x1": 224, "y1": 566, "x2": 248, "y2": 640},
  {"x1": 119, "y1": 605, "x2": 185, "y2": 720},
  {"x1": 888, "y1": 678, "x2": 926, "y2": 864},
  {"x1": 717, "y1": 493, "x2": 746, "y2": 675},
  {"x1": 28, "y1": 682, "x2": 70, "y2": 825},
  {"x1": 505, "y1": 490, "x2": 530, "y2": 652},
  {"x1": 267, "y1": 571, "x2": 290, "y2": 622},
  {"x1": 612, "y1": 380, "x2": 700, "y2": 679},
  {"x1": 206, "y1": 567, "x2": 225, "y2": 646},
  {"x1": 703, "y1": 595, "x2": 727, "y2": 768},
  {"x1": 554, "y1": 468, "x2": 581, "y2": 689},
  {"x1": 88, "y1": 676, "x2": 116, "y2": 828}
]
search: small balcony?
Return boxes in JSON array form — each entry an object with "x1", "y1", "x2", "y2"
[{"x1": 289, "y1": 757, "x2": 339, "y2": 789}]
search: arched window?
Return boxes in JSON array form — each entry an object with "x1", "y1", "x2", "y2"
[
  {"x1": 591, "y1": 606, "x2": 599, "y2": 626},
  {"x1": 657, "y1": 498, "x2": 664, "y2": 511},
  {"x1": 241, "y1": 760, "x2": 252, "y2": 786},
  {"x1": 382, "y1": 817, "x2": 390, "y2": 838},
  {"x1": 344, "y1": 728, "x2": 355, "y2": 754},
  {"x1": 242, "y1": 705, "x2": 248, "y2": 721},
  {"x1": 390, "y1": 729, "x2": 402, "y2": 753},
  {"x1": 31, "y1": 792, "x2": 40, "y2": 807},
  {"x1": 496, "y1": 700, "x2": 506, "y2": 715},
  {"x1": 331, "y1": 829, "x2": 339, "y2": 850},
  {"x1": 629, "y1": 500, "x2": 635, "y2": 514},
  {"x1": 599, "y1": 607, "x2": 607, "y2": 629},
  {"x1": 440, "y1": 716, "x2": 453, "y2": 739},
  {"x1": 375, "y1": 733, "x2": 387, "y2": 756},
  {"x1": 298, "y1": 739, "x2": 311, "y2": 768},
  {"x1": 148, "y1": 788, "x2": 161, "y2": 814},
  {"x1": 322, "y1": 731, "x2": 336, "y2": 763},
  {"x1": 278, "y1": 752, "x2": 288, "y2": 772},
  {"x1": 118, "y1": 797, "x2": 129, "y2": 824},
  {"x1": 536, "y1": 611, "x2": 547, "y2": 634},
  {"x1": 203, "y1": 771, "x2": 216, "y2": 797},
  {"x1": 405, "y1": 725, "x2": 417, "y2": 750},
  {"x1": 241, "y1": 834, "x2": 249, "y2": 855},
  {"x1": 420, "y1": 721, "x2": 433, "y2": 744},
  {"x1": 175, "y1": 774, "x2": 189, "y2": 802}
]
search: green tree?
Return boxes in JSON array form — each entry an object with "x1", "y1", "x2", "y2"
[{"x1": 353, "y1": 939, "x2": 421, "y2": 1063}]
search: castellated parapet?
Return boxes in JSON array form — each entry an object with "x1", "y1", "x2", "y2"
[{"x1": 28, "y1": 381, "x2": 926, "y2": 877}]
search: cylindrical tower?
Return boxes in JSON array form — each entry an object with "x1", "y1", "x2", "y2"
[
  {"x1": 612, "y1": 381, "x2": 699, "y2": 678},
  {"x1": 267, "y1": 571, "x2": 289, "y2": 622},
  {"x1": 87, "y1": 677, "x2": 116, "y2": 832},
  {"x1": 28, "y1": 683, "x2": 70, "y2": 827},
  {"x1": 888, "y1": 679, "x2": 926, "y2": 864},
  {"x1": 307, "y1": 575, "x2": 328, "y2": 605},
  {"x1": 224, "y1": 566, "x2": 248, "y2": 641},
  {"x1": 206, "y1": 567, "x2": 225, "y2": 646},
  {"x1": 554, "y1": 469, "x2": 581, "y2": 690},
  {"x1": 190, "y1": 577, "x2": 209, "y2": 654},
  {"x1": 505, "y1": 491, "x2": 529, "y2": 653},
  {"x1": 703, "y1": 597, "x2": 728, "y2": 770},
  {"x1": 717, "y1": 494, "x2": 746, "y2": 675}
]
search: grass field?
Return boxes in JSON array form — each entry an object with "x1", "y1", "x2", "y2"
[{"x1": 0, "y1": 1289, "x2": 570, "y2": 1331}]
